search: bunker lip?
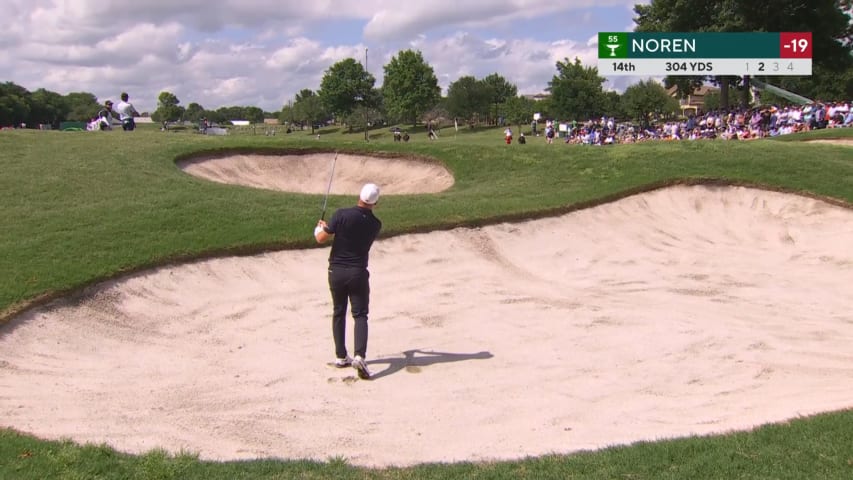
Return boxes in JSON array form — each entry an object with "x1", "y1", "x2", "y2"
[
  {"x1": 2, "y1": 185, "x2": 852, "y2": 468},
  {"x1": 176, "y1": 148, "x2": 455, "y2": 195}
]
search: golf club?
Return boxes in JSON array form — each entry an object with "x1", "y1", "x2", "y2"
[{"x1": 320, "y1": 151, "x2": 338, "y2": 220}]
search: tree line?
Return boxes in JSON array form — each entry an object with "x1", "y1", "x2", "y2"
[
  {"x1": 634, "y1": 0, "x2": 853, "y2": 107},
  {"x1": 2, "y1": 0, "x2": 849, "y2": 130},
  {"x1": 152, "y1": 91, "x2": 273, "y2": 125},
  {"x1": 0, "y1": 83, "x2": 278, "y2": 128},
  {"x1": 278, "y1": 54, "x2": 677, "y2": 132},
  {"x1": 0, "y1": 83, "x2": 102, "y2": 127}
]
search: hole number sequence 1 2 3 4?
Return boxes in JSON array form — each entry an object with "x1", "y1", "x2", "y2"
[{"x1": 746, "y1": 61, "x2": 795, "y2": 72}]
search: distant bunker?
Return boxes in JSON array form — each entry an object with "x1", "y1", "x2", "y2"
[
  {"x1": 177, "y1": 151, "x2": 455, "y2": 196},
  {"x1": 803, "y1": 139, "x2": 853, "y2": 147}
]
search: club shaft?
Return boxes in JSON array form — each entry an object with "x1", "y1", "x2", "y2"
[{"x1": 321, "y1": 152, "x2": 338, "y2": 220}]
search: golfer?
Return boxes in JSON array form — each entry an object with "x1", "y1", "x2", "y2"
[{"x1": 314, "y1": 183, "x2": 382, "y2": 379}]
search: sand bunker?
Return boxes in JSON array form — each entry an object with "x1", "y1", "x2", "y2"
[
  {"x1": 805, "y1": 139, "x2": 853, "y2": 147},
  {"x1": 2, "y1": 185, "x2": 853, "y2": 467},
  {"x1": 177, "y1": 153, "x2": 455, "y2": 194}
]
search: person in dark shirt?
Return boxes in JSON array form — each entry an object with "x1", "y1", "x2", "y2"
[
  {"x1": 314, "y1": 183, "x2": 382, "y2": 379},
  {"x1": 97, "y1": 100, "x2": 116, "y2": 130}
]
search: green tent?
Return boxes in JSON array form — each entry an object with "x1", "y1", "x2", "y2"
[{"x1": 751, "y1": 79, "x2": 813, "y2": 105}]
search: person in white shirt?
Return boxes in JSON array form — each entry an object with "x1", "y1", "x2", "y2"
[
  {"x1": 115, "y1": 92, "x2": 140, "y2": 131},
  {"x1": 791, "y1": 108, "x2": 802, "y2": 123}
]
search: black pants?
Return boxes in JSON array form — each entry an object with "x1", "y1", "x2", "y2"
[{"x1": 328, "y1": 265, "x2": 370, "y2": 359}]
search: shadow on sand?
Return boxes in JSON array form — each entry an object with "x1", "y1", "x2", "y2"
[{"x1": 366, "y1": 349, "x2": 493, "y2": 380}]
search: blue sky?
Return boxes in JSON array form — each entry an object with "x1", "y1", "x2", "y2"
[{"x1": 1, "y1": 0, "x2": 648, "y2": 113}]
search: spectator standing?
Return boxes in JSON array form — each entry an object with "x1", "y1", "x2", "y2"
[{"x1": 115, "y1": 92, "x2": 140, "y2": 131}]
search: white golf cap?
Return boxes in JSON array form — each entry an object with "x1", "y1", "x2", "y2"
[{"x1": 359, "y1": 183, "x2": 380, "y2": 205}]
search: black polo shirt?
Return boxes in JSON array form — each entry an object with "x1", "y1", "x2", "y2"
[{"x1": 324, "y1": 206, "x2": 382, "y2": 268}]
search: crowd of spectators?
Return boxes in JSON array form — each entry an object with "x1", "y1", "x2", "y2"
[{"x1": 536, "y1": 101, "x2": 853, "y2": 146}]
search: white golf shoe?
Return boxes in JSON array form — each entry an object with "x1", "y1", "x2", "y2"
[
  {"x1": 352, "y1": 355, "x2": 371, "y2": 380},
  {"x1": 334, "y1": 356, "x2": 353, "y2": 368}
]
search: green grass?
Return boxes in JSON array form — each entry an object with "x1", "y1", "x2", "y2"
[{"x1": 1, "y1": 125, "x2": 852, "y2": 479}]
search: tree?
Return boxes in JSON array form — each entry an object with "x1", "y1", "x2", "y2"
[
  {"x1": 218, "y1": 106, "x2": 237, "y2": 122},
  {"x1": 737, "y1": 2, "x2": 852, "y2": 71},
  {"x1": 770, "y1": 63, "x2": 853, "y2": 101},
  {"x1": 603, "y1": 90, "x2": 626, "y2": 119},
  {"x1": 0, "y1": 82, "x2": 32, "y2": 126},
  {"x1": 634, "y1": 0, "x2": 754, "y2": 108},
  {"x1": 621, "y1": 79, "x2": 680, "y2": 127},
  {"x1": 703, "y1": 91, "x2": 721, "y2": 111},
  {"x1": 343, "y1": 102, "x2": 384, "y2": 134},
  {"x1": 184, "y1": 102, "x2": 206, "y2": 123},
  {"x1": 533, "y1": 97, "x2": 554, "y2": 122},
  {"x1": 244, "y1": 106, "x2": 264, "y2": 124},
  {"x1": 381, "y1": 49, "x2": 441, "y2": 127},
  {"x1": 0, "y1": 83, "x2": 69, "y2": 127},
  {"x1": 503, "y1": 95, "x2": 536, "y2": 132},
  {"x1": 204, "y1": 109, "x2": 226, "y2": 124},
  {"x1": 28, "y1": 88, "x2": 68, "y2": 127},
  {"x1": 152, "y1": 91, "x2": 184, "y2": 122},
  {"x1": 366, "y1": 87, "x2": 386, "y2": 127},
  {"x1": 634, "y1": 0, "x2": 853, "y2": 107},
  {"x1": 342, "y1": 87, "x2": 383, "y2": 134},
  {"x1": 290, "y1": 89, "x2": 328, "y2": 134},
  {"x1": 279, "y1": 103, "x2": 294, "y2": 126},
  {"x1": 547, "y1": 57, "x2": 608, "y2": 120},
  {"x1": 318, "y1": 58, "x2": 376, "y2": 130},
  {"x1": 482, "y1": 73, "x2": 518, "y2": 124},
  {"x1": 445, "y1": 76, "x2": 491, "y2": 124},
  {"x1": 422, "y1": 101, "x2": 449, "y2": 128},
  {"x1": 64, "y1": 91, "x2": 100, "y2": 122}
]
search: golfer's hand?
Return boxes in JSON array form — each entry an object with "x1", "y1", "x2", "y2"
[{"x1": 314, "y1": 220, "x2": 329, "y2": 243}]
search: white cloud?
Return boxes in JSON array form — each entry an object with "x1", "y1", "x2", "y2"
[
  {"x1": 266, "y1": 38, "x2": 322, "y2": 70},
  {"x1": 18, "y1": 23, "x2": 184, "y2": 67},
  {"x1": 203, "y1": 77, "x2": 253, "y2": 104},
  {"x1": 362, "y1": 0, "x2": 637, "y2": 42},
  {"x1": 411, "y1": 33, "x2": 599, "y2": 96}
]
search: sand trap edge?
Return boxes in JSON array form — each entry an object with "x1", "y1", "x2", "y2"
[{"x1": 3, "y1": 178, "x2": 852, "y2": 328}]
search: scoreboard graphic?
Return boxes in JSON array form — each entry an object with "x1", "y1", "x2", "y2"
[{"x1": 598, "y1": 32, "x2": 812, "y2": 76}]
